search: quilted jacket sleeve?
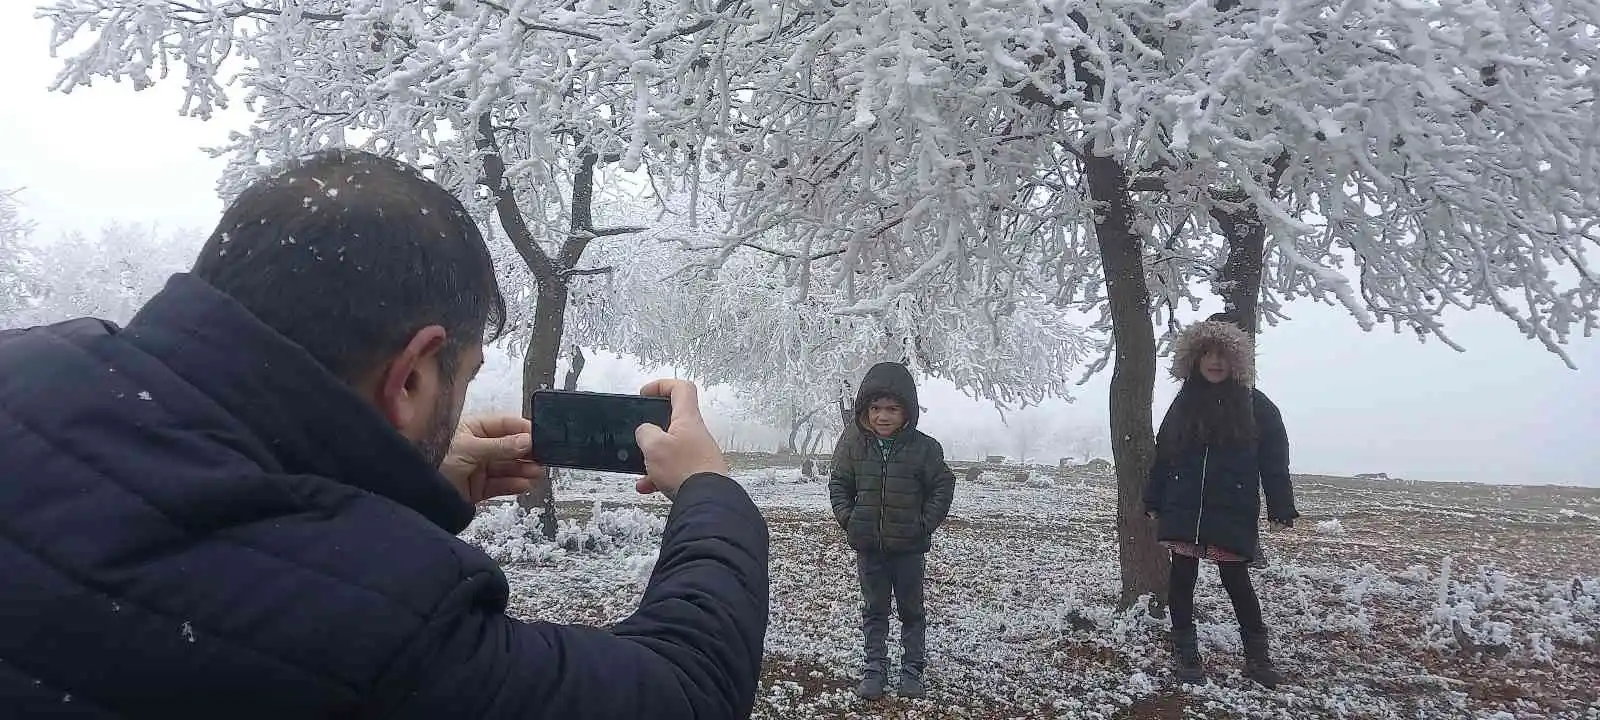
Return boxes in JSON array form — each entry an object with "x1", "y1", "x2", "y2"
[
  {"x1": 920, "y1": 438, "x2": 956, "y2": 531},
  {"x1": 377, "y1": 473, "x2": 769, "y2": 720},
  {"x1": 1144, "y1": 404, "x2": 1179, "y2": 515},
  {"x1": 1253, "y1": 390, "x2": 1298, "y2": 523},
  {"x1": 827, "y1": 433, "x2": 857, "y2": 529}
]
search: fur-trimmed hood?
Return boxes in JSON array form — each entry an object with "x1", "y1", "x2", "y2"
[{"x1": 1170, "y1": 320, "x2": 1256, "y2": 387}]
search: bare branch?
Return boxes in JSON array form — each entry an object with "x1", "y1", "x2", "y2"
[{"x1": 588, "y1": 226, "x2": 649, "y2": 238}]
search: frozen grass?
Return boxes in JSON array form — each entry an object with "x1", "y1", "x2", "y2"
[{"x1": 462, "y1": 467, "x2": 1600, "y2": 719}]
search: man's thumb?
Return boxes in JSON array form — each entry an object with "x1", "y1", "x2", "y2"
[{"x1": 635, "y1": 422, "x2": 667, "y2": 449}]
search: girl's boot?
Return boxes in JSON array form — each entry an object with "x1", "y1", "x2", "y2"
[
  {"x1": 1171, "y1": 627, "x2": 1206, "y2": 684},
  {"x1": 1240, "y1": 627, "x2": 1284, "y2": 688}
]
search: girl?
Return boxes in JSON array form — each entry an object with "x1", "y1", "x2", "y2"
[{"x1": 1143, "y1": 318, "x2": 1299, "y2": 687}]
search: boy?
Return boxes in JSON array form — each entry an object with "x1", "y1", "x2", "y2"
[{"x1": 828, "y1": 362, "x2": 957, "y2": 700}]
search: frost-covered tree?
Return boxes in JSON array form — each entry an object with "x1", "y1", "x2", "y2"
[
  {"x1": 39, "y1": 0, "x2": 784, "y2": 395},
  {"x1": 692, "y1": 0, "x2": 1599, "y2": 352},
  {"x1": 669, "y1": 0, "x2": 1600, "y2": 602},
  {"x1": 0, "y1": 189, "x2": 36, "y2": 327},
  {"x1": 25, "y1": 223, "x2": 198, "y2": 326},
  {"x1": 37, "y1": 0, "x2": 783, "y2": 534},
  {"x1": 574, "y1": 236, "x2": 1100, "y2": 441}
]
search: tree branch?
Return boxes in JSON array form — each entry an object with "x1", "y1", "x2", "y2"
[
  {"x1": 589, "y1": 226, "x2": 649, "y2": 238},
  {"x1": 474, "y1": 114, "x2": 557, "y2": 280},
  {"x1": 218, "y1": 4, "x2": 345, "y2": 22},
  {"x1": 562, "y1": 266, "x2": 615, "y2": 278},
  {"x1": 476, "y1": 0, "x2": 604, "y2": 41}
]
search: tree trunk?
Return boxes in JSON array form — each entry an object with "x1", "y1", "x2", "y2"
[
  {"x1": 562, "y1": 345, "x2": 586, "y2": 391},
  {"x1": 1059, "y1": 19, "x2": 1168, "y2": 608},
  {"x1": 1084, "y1": 146, "x2": 1168, "y2": 610},
  {"x1": 784, "y1": 407, "x2": 820, "y2": 455},
  {"x1": 516, "y1": 280, "x2": 568, "y2": 536},
  {"x1": 784, "y1": 417, "x2": 803, "y2": 455},
  {"x1": 1210, "y1": 204, "x2": 1265, "y2": 335},
  {"x1": 476, "y1": 117, "x2": 644, "y2": 540}
]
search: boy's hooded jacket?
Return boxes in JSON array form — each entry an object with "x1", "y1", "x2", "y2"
[
  {"x1": 828, "y1": 362, "x2": 956, "y2": 554},
  {"x1": 1143, "y1": 320, "x2": 1298, "y2": 560}
]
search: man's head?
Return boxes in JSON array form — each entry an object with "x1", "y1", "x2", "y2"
[{"x1": 191, "y1": 149, "x2": 505, "y2": 467}]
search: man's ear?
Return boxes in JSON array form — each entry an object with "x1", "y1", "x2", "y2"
[{"x1": 370, "y1": 325, "x2": 449, "y2": 440}]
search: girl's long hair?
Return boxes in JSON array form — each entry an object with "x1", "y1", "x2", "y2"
[{"x1": 1155, "y1": 354, "x2": 1257, "y2": 459}]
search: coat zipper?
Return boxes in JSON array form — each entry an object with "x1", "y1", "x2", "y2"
[
  {"x1": 1194, "y1": 444, "x2": 1209, "y2": 543},
  {"x1": 877, "y1": 439, "x2": 890, "y2": 552}
]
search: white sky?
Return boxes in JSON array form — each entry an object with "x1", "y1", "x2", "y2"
[{"x1": 2, "y1": 7, "x2": 1595, "y2": 486}]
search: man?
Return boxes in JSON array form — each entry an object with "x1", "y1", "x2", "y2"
[
  {"x1": 828, "y1": 362, "x2": 957, "y2": 701},
  {"x1": 0, "y1": 150, "x2": 768, "y2": 718}
]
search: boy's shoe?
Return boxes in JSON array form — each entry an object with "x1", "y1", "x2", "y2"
[
  {"x1": 897, "y1": 669, "x2": 927, "y2": 699},
  {"x1": 856, "y1": 671, "x2": 886, "y2": 700}
]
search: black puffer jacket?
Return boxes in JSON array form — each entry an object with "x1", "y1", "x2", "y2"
[
  {"x1": 1144, "y1": 388, "x2": 1298, "y2": 560},
  {"x1": 828, "y1": 363, "x2": 956, "y2": 554}
]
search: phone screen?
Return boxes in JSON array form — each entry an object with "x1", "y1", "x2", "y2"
[{"x1": 529, "y1": 390, "x2": 672, "y2": 475}]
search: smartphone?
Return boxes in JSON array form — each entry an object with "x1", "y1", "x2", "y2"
[{"x1": 529, "y1": 389, "x2": 672, "y2": 475}]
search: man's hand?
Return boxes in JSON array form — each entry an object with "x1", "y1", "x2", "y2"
[
  {"x1": 439, "y1": 415, "x2": 547, "y2": 505},
  {"x1": 634, "y1": 379, "x2": 729, "y2": 501}
]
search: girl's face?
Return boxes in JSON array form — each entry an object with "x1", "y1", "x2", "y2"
[{"x1": 1199, "y1": 348, "x2": 1232, "y2": 384}]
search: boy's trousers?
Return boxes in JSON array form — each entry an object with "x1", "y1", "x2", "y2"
[{"x1": 856, "y1": 551, "x2": 926, "y2": 676}]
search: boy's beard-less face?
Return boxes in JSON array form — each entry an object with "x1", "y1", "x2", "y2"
[{"x1": 867, "y1": 399, "x2": 905, "y2": 438}]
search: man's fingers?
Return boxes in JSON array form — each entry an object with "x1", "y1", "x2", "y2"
[
  {"x1": 638, "y1": 379, "x2": 702, "y2": 425},
  {"x1": 469, "y1": 432, "x2": 532, "y2": 461},
  {"x1": 634, "y1": 423, "x2": 669, "y2": 496},
  {"x1": 482, "y1": 475, "x2": 534, "y2": 499},
  {"x1": 636, "y1": 378, "x2": 676, "y2": 399},
  {"x1": 483, "y1": 459, "x2": 545, "y2": 479},
  {"x1": 464, "y1": 415, "x2": 532, "y2": 439}
]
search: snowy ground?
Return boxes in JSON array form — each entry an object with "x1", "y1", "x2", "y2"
[{"x1": 460, "y1": 464, "x2": 1600, "y2": 719}]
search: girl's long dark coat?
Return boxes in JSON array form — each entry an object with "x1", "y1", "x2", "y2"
[{"x1": 1143, "y1": 388, "x2": 1299, "y2": 560}]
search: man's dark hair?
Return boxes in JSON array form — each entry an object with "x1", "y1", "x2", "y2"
[{"x1": 192, "y1": 149, "x2": 505, "y2": 382}]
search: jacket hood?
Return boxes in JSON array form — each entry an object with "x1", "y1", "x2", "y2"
[
  {"x1": 853, "y1": 362, "x2": 920, "y2": 431},
  {"x1": 124, "y1": 273, "x2": 477, "y2": 533},
  {"x1": 1170, "y1": 320, "x2": 1256, "y2": 388}
]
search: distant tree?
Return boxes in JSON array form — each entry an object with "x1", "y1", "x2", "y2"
[
  {"x1": 578, "y1": 241, "x2": 1101, "y2": 436},
  {"x1": 25, "y1": 222, "x2": 198, "y2": 326},
  {"x1": 0, "y1": 189, "x2": 35, "y2": 327}
]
